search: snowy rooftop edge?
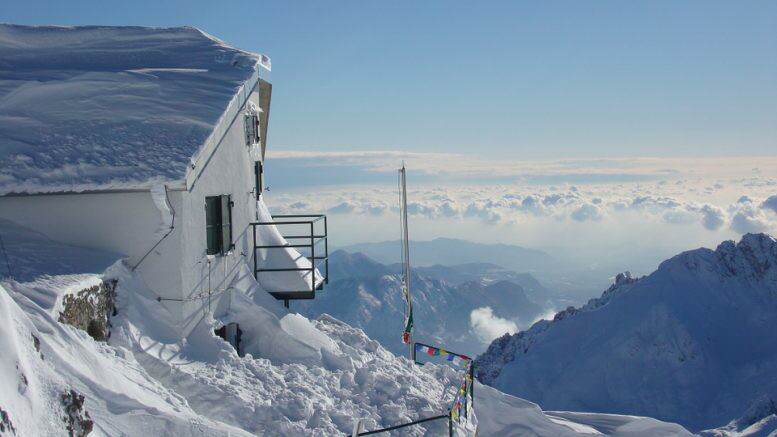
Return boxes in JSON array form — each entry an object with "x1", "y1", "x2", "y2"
[{"x1": 0, "y1": 24, "x2": 269, "y2": 195}]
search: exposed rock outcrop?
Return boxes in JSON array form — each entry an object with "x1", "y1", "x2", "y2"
[
  {"x1": 61, "y1": 390, "x2": 93, "y2": 437},
  {"x1": 58, "y1": 280, "x2": 117, "y2": 341},
  {"x1": 0, "y1": 407, "x2": 16, "y2": 435}
]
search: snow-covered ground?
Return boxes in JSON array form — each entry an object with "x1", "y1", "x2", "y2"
[
  {"x1": 475, "y1": 383, "x2": 693, "y2": 437},
  {"x1": 1, "y1": 262, "x2": 464, "y2": 436},
  {"x1": 0, "y1": 220, "x2": 706, "y2": 436},
  {"x1": 1, "y1": 273, "x2": 250, "y2": 436}
]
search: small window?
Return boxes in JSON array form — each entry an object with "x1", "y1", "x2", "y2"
[
  {"x1": 205, "y1": 195, "x2": 233, "y2": 255},
  {"x1": 244, "y1": 113, "x2": 260, "y2": 145},
  {"x1": 254, "y1": 161, "x2": 263, "y2": 199}
]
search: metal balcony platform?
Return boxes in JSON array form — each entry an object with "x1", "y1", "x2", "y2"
[{"x1": 251, "y1": 214, "x2": 328, "y2": 307}]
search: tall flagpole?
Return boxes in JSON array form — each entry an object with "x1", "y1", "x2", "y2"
[{"x1": 399, "y1": 164, "x2": 414, "y2": 360}]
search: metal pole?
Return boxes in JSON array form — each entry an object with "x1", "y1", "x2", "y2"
[
  {"x1": 448, "y1": 413, "x2": 453, "y2": 437},
  {"x1": 324, "y1": 216, "x2": 329, "y2": 283},
  {"x1": 464, "y1": 384, "x2": 468, "y2": 420},
  {"x1": 310, "y1": 221, "x2": 315, "y2": 292},
  {"x1": 400, "y1": 166, "x2": 411, "y2": 299},
  {"x1": 252, "y1": 225, "x2": 257, "y2": 279},
  {"x1": 399, "y1": 165, "x2": 413, "y2": 360},
  {"x1": 470, "y1": 363, "x2": 475, "y2": 403}
]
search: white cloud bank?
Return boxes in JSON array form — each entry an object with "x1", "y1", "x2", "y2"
[
  {"x1": 269, "y1": 181, "x2": 777, "y2": 236},
  {"x1": 263, "y1": 153, "x2": 777, "y2": 269},
  {"x1": 470, "y1": 307, "x2": 518, "y2": 344}
]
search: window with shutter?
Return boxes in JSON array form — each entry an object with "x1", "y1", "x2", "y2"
[
  {"x1": 244, "y1": 113, "x2": 260, "y2": 145},
  {"x1": 254, "y1": 161, "x2": 263, "y2": 199},
  {"x1": 220, "y1": 195, "x2": 233, "y2": 255},
  {"x1": 205, "y1": 196, "x2": 221, "y2": 255},
  {"x1": 253, "y1": 115, "x2": 261, "y2": 144},
  {"x1": 205, "y1": 195, "x2": 233, "y2": 256}
]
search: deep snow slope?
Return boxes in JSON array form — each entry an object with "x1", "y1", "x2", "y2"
[
  {"x1": 0, "y1": 24, "x2": 261, "y2": 194},
  {"x1": 477, "y1": 233, "x2": 777, "y2": 432},
  {"x1": 0, "y1": 279, "x2": 251, "y2": 436},
  {"x1": 1, "y1": 263, "x2": 464, "y2": 436},
  {"x1": 107, "y1": 261, "x2": 464, "y2": 436},
  {"x1": 475, "y1": 383, "x2": 693, "y2": 437}
]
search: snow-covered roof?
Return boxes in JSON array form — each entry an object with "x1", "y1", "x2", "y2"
[{"x1": 0, "y1": 24, "x2": 268, "y2": 195}]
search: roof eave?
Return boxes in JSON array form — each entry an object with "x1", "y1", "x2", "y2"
[
  {"x1": 184, "y1": 63, "x2": 269, "y2": 192},
  {"x1": 0, "y1": 184, "x2": 187, "y2": 198}
]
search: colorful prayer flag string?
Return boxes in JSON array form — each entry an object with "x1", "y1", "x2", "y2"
[{"x1": 414, "y1": 343, "x2": 471, "y2": 366}]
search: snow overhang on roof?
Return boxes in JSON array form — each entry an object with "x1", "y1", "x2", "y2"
[{"x1": 0, "y1": 24, "x2": 270, "y2": 195}]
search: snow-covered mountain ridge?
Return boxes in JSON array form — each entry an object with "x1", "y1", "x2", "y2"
[
  {"x1": 476, "y1": 271, "x2": 642, "y2": 385},
  {"x1": 477, "y1": 233, "x2": 777, "y2": 432},
  {"x1": 339, "y1": 238, "x2": 557, "y2": 273}
]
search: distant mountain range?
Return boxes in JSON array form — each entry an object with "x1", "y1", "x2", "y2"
[
  {"x1": 298, "y1": 250, "x2": 554, "y2": 357},
  {"x1": 339, "y1": 238, "x2": 557, "y2": 273},
  {"x1": 338, "y1": 238, "x2": 616, "y2": 306},
  {"x1": 476, "y1": 233, "x2": 777, "y2": 432}
]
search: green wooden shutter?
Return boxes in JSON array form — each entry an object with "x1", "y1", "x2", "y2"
[
  {"x1": 245, "y1": 114, "x2": 260, "y2": 145},
  {"x1": 220, "y1": 195, "x2": 232, "y2": 255},
  {"x1": 254, "y1": 161, "x2": 263, "y2": 199},
  {"x1": 205, "y1": 196, "x2": 222, "y2": 255},
  {"x1": 244, "y1": 114, "x2": 255, "y2": 145}
]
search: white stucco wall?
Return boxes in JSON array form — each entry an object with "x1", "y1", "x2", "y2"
[
  {"x1": 0, "y1": 190, "x2": 184, "y2": 306},
  {"x1": 178, "y1": 86, "x2": 264, "y2": 336}
]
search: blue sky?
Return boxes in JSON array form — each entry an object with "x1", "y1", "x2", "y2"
[
  {"x1": 4, "y1": 1, "x2": 777, "y2": 272},
  {"x1": 4, "y1": 1, "x2": 776, "y2": 159}
]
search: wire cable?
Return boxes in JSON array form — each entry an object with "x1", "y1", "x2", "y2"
[{"x1": 133, "y1": 185, "x2": 176, "y2": 272}]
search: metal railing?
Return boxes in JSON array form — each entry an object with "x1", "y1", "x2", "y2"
[
  {"x1": 354, "y1": 358, "x2": 475, "y2": 436},
  {"x1": 354, "y1": 413, "x2": 449, "y2": 436},
  {"x1": 251, "y1": 214, "x2": 329, "y2": 307}
]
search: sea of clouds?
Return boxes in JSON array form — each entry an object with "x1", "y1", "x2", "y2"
[
  {"x1": 262, "y1": 151, "x2": 777, "y2": 271},
  {"x1": 265, "y1": 151, "x2": 777, "y2": 232}
]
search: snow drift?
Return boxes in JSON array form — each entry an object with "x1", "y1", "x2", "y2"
[{"x1": 0, "y1": 275, "x2": 250, "y2": 436}]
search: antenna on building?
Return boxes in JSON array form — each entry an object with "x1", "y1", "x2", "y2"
[{"x1": 398, "y1": 163, "x2": 414, "y2": 360}]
